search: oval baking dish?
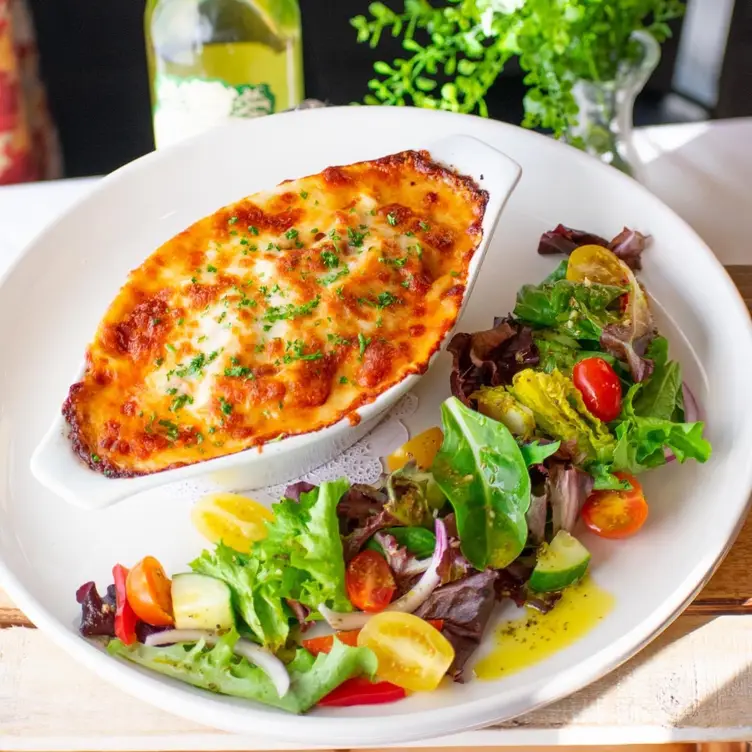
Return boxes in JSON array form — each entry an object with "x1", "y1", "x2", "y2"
[{"x1": 30, "y1": 133, "x2": 521, "y2": 510}]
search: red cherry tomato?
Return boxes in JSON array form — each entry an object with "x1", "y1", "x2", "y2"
[
  {"x1": 572, "y1": 357, "x2": 622, "y2": 422},
  {"x1": 112, "y1": 564, "x2": 138, "y2": 645},
  {"x1": 317, "y1": 677, "x2": 406, "y2": 707},
  {"x1": 581, "y1": 473, "x2": 648, "y2": 539},
  {"x1": 346, "y1": 550, "x2": 396, "y2": 612}
]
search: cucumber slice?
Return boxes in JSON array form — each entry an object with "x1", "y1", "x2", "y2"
[
  {"x1": 171, "y1": 573, "x2": 235, "y2": 631},
  {"x1": 529, "y1": 531, "x2": 591, "y2": 593}
]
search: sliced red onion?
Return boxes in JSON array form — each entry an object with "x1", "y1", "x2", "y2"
[
  {"x1": 682, "y1": 381, "x2": 700, "y2": 423},
  {"x1": 144, "y1": 629, "x2": 290, "y2": 697},
  {"x1": 319, "y1": 519, "x2": 448, "y2": 631},
  {"x1": 401, "y1": 557, "x2": 432, "y2": 576}
]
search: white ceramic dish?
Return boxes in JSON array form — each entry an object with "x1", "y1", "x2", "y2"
[
  {"x1": 1, "y1": 107, "x2": 752, "y2": 747},
  {"x1": 28, "y1": 134, "x2": 521, "y2": 511}
]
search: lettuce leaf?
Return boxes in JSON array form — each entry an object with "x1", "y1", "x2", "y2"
[
  {"x1": 191, "y1": 479, "x2": 351, "y2": 651},
  {"x1": 108, "y1": 629, "x2": 377, "y2": 714},
  {"x1": 432, "y1": 397, "x2": 530, "y2": 570},
  {"x1": 514, "y1": 279, "x2": 625, "y2": 341},
  {"x1": 510, "y1": 368, "x2": 616, "y2": 464},
  {"x1": 611, "y1": 384, "x2": 711, "y2": 474}
]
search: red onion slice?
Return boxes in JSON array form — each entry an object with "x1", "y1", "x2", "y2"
[
  {"x1": 318, "y1": 519, "x2": 448, "y2": 631},
  {"x1": 682, "y1": 381, "x2": 700, "y2": 423},
  {"x1": 144, "y1": 629, "x2": 290, "y2": 697}
]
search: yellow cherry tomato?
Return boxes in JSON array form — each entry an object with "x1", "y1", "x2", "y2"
[
  {"x1": 357, "y1": 611, "x2": 455, "y2": 692},
  {"x1": 386, "y1": 427, "x2": 444, "y2": 472},
  {"x1": 566, "y1": 244, "x2": 628, "y2": 286},
  {"x1": 191, "y1": 493, "x2": 273, "y2": 553}
]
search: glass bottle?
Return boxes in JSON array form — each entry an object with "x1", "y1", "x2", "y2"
[{"x1": 145, "y1": 0, "x2": 304, "y2": 149}]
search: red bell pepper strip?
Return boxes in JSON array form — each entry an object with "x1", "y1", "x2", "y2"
[
  {"x1": 318, "y1": 677, "x2": 406, "y2": 707},
  {"x1": 112, "y1": 564, "x2": 138, "y2": 645}
]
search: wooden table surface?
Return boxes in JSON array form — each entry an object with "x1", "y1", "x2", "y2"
[{"x1": 1, "y1": 265, "x2": 751, "y2": 751}]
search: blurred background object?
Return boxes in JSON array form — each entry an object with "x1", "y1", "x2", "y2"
[
  {"x1": 19, "y1": 0, "x2": 752, "y2": 178},
  {"x1": 0, "y1": 0, "x2": 60, "y2": 184},
  {"x1": 145, "y1": 0, "x2": 303, "y2": 149}
]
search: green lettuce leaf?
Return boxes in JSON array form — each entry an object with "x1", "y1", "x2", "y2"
[
  {"x1": 611, "y1": 384, "x2": 712, "y2": 474},
  {"x1": 520, "y1": 440, "x2": 561, "y2": 467},
  {"x1": 191, "y1": 479, "x2": 351, "y2": 651},
  {"x1": 431, "y1": 397, "x2": 530, "y2": 570},
  {"x1": 534, "y1": 329, "x2": 617, "y2": 375},
  {"x1": 510, "y1": 368, "x2": 616, "y2": 464},
  {"x1": 385, "y1": 464, "x2": 445, "y2": 523},
  {"x1": 631, "y1": 336, "x2": 682, "y2": 421},
  {"x1": 108, "y1": 629, "x2": 377, "y2": 714},
  {"x1": 367, "y1": 526, "x2": 437, "y2": 559},
  {"x1": 514, "y1": 279, "x2": 625, "y2": 341}
]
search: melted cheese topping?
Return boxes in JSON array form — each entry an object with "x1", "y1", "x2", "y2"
[{"x1": 63, "y1": 150, "x2": 487, "y2": 477}]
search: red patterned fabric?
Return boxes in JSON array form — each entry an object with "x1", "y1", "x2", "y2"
[{"x1": 0, "y1": 0, "x2": 60, "y2": 184}]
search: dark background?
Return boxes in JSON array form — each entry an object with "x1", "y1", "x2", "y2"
[{"x1": 26, "y1": 0, "x2": 742, "y2": 178}]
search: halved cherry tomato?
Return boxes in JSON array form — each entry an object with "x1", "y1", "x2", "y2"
[
  {"x1": 191, "y1": 492, "x2": 273, "y2": 553},
  {"x1": 357, "y1": 611, "x2": 455, "y2": 692},
  {"x1": 573, "y1": 357, "x2": 622, "y2": 422},
  {"x1": 346, "y1": 550, "x2": 396, "y2": 613},
  {"x1": 112, "y1": 564, "x2": 138, "y2": 645},
  {"x1": 303, "y1": 620, "x2": 445, "y2": 657},
  {"x1": 386, "y1": 426, "x2": 444, "y2": 472},
  {"x1": 303, "y1": 630, "x2": 360, "y2": 656},
  {"x1": 317, "y1": 677, "x2": 406, "y2": 707},
  {"x1": 566, "y1": 244, "x2": 629, "y2": 286},
  {"x1": 126, "y1": 556, "x2": 174, "y2": 627},
  {"x1": 581, "y1": 472, "x2": 648, "y2": 539}
]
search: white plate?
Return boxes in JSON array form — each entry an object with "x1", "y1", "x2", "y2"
[{"x1": 1, "y1": 106, "x2": 751, "y2": 747}]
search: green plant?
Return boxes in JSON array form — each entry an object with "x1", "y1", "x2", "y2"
[{"x1": 352, "y1": 0, "x2": 685, "y2": 138}]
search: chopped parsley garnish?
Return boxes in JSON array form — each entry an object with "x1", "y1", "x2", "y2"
[
  {"x1": 386, "y1": 212, "x2": 398, "y2": 226},
  {"x1": 218, "y1": 311, "x2": 227, "y2": 323},
  {"x1": 401, "y1": 277, "x2": 412, "y2": 289},
  {"x1": 155, "y1": 357, "x2": 164, "y2": 367},
  {"x1": 328, "y1": 229, "x2": 341, "y2": 242},
  {"x1": 151, "y1": 317, "x2": 161, "y2": 326},
  {"x1": 283, "y1": 339, "x2": 324, "y2": 364},
  {"x1": 358, "y1": 333, "x2": 371, "y2": 358},
  {"x1": 224, "y1": 364, "x2": 254, "y2": 379},
  {"x1": 379, "y1": 255, "x2": 407, "y2": 268},
  {"x1": 219, "y1": 397, "x2": 233, "y2": 415},
  {"x1": 165, "y1": 343, "x2": 176, "y2": 354},
  {"x1": 91, "y1": 453, "x2": 101, "y2": 463},
  {"x1": 299, "y1": 190, "x2": 309, "y2": 199},
  {"x1": 377, "y1": 291, "x2": 399, "y2": 309},
  {"x1": 327, "y1": 333, "x2": 351, "y2": 346},
  {"x1": 339, "y1": 376, "x2": 349, "y2": 385},
  {"x1": 347, "y1": 226, "x2": 368, "y2": 247},
  {"x1": 318, "y1": 268, "x2": 349, "y2": 286},
  {"x1": 419, "y1": 221, "x2": 431, "y2": 231},
  {"x1": 158, "y1": 419, "x2": 180, "y2": 441},
  {"x1": 177, "y1": 317, "x2": 184, "y2": 326},
  {"x1": 175, "y1": 350, "x2": 219, "y2": 379},
  {"x1": 376, "y1": 315, "x2": 383, "y2": 327},
  {"x1": 264, "y1": 296, "x2": 320, "y2": 323},
  {"x1": 207, "y1": 264, "x2": 218, "y2": 273},
  {"x1": 170, "y1": 394, "x2": 194, "y2": 412},
  {"x1": 228, "y1": 216, "x2": 238, "y2": 225},
  {"x1": 190, "y1": 276, "x2": 198, "y2": 284},
  {"x1": 450, "y1": 270, "x2": 460, "y2": 277},
  {"x1": 255, "y1": 343, "x2": 265, "y2": 353},
  {"x1": 249, "y1": 226, "x2": 259, "y2": 236},
  {"x1": 166, "y1": 387, "x2": 178, "y2": 395},
  {"x1": 320, "y1": 250, "x2": 339, "y2": 268},
  {"x1": 263, "y1": 324, "x2": 273, "y2": 332},
  {"x1": 285, "y1": 228, "x2": 299, "y2": 240},
  {"x1": 310, "y1": 227, "x2": 319, "y2": 234}
]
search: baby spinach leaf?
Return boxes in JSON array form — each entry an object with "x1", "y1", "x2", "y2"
[{"x1": 431, "y1": 397, "x2": 530, "y2": 570}]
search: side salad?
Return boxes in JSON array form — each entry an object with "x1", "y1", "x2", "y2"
[{"x1": 76, "y1": 225, "x2": 711, "y2": 712}]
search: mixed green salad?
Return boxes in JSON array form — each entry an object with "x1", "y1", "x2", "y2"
[{"x1": 76, "y1": 224, "x2": 711, "y2": 712}]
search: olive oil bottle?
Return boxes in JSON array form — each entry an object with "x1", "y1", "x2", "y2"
[{"x1": 145, "y1": 0, "x2": 304, "y2": 149}]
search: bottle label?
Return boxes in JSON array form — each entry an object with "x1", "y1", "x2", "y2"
[{"x1": 153, "y1": 75, "x2": 276, "y2": 149}]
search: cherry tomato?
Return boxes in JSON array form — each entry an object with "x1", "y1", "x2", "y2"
[
  {"x1": 317, "y1": 677, "x2": 406, "y2": 707},
  {"x1": 386, "y1": 427, "x2": 444, "y2": 472},
  {"x1": 582, "y1": 473, "x2": 648, "y2": 539},
  {"x1": 126, "y1": 556, "x2": 174, "y2": 627},
  {"x1": 303, "y1": 630, "x2": 360, "y2": 656},
  {"x1": 566, "y1": 244, "x2": 628, "y2": 286},
  {"x1": 346, "y1": 550, "x2": 396, "y2": 613},
  {"x1": 112, "y1": 564, "x2": 138, "y2": 645},
  {"x1": 573, "y1": 357, "x2": 622, "y2": 422},
  {"x1": 303, "y1": 620, "x2": 445, "y2": 657},
  {"x1": 191, "y1": 492, "x2": 273, "y2": 554},
  {"x1": 357, "y1": 611, "x2": 455, "y2": 692}
]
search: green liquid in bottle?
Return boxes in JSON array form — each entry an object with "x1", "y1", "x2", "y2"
[{"x1": 145, "y1": 0, "x2": 303, "y2": 149}]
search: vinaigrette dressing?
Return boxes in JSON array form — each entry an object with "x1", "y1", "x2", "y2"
[{"x1": 475, "y1": 576, "x2": 614, "y2": 680}]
